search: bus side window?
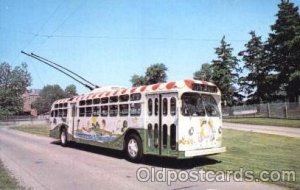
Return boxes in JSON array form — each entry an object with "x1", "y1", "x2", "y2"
[
  {"x1": 119, "y1": 104, "x2": 129, "y2": 116},
  {"x1": 154, "y1": 98, "x2": 158, "y2": 116},
  {"x1": 93, "y1": 106, "x2": 100, "y2": 116},
  {"x1": 63, "y1": 109, "x2": 67, "y2": 117},
  {"x1": 93, "y1": 98, "x2": 100, "y2": 104},
  {"x1": 130, "y1": 103, "x2": 141, "y2": 116},
  {"x1": 86, "y1": 100, "x2": 92, "y2": 105},
  {"x1": 147, "y1": 124, "x2": 153, "y2": 147},
  {"x1": 101, "y1": 106, "x2": 108, "y2": 117},
  {"x1": 148, "y1": 99, "x2": 153, "y2": 116},
  {"x1": 170, "y1": 124, "x2": 176, "y2": 150},
  {"x1": 110, "y1": 96, "x2": 118, "y2": 103},
  {"x1": 79, "y1": 100, "x2": 85, "y2": 106},
  {"x1": 101, "y1": 97, "x2": 108, "y2": 104},
  {"x1": 109, "y1": 105, "x2": 118, "y2": 117},
  {"x1": 119, "y1": 94, "x2": 129, "y2": 102},
  {"x1": 86, "y1": 107, "x2": 92, "y2": 117},
  {"x1": 163, "y1": 98, "x2": 168, "y2": 116},
  {"x1": 51, "y1": 111, "x2": 54, "y2": 117},
  {"x1": 163, "y1": 124, "x2": 168, "y2": 148},
  {"x1": 79, "y1": 108, "x2": 85, "y2": 117},
  {"x1": 154, "y1": 123, "x2": 158, "y2": 148},
  {"x1": 130, "y1": 93, "x2": 141, "y2": 101},
  {"x1": 58, "y1": 109, "x2": 63, "y2": 117},
  {"x1": 170, "y1": 97, "x2": 176, "y2": 116}
]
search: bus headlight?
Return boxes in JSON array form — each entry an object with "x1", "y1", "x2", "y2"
[
  {"x1": 218, "y1": 127, "x2": 222, "y2": 134},
  {"x1": 189, "y1": 127, "x2": 194, "y2": 136}
]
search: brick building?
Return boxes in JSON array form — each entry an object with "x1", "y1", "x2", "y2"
[{"x1": 22, "y1": 89, "x2": 41, "y2": 116}]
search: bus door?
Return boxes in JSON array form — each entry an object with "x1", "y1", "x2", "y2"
[{"x1": 146, "y1": 93, "x2": 178, "y2": 155}]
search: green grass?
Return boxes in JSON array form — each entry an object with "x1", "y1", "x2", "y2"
[
  {"x1": 224, "y1": 117, "x2": 300, "y2": 128},
  {"x1": 11, "y1": 124, "x2": 49, "y2": 137},
  {"x1": 0, "y1": 159, "x2": 22, "y2": 190},
  {"x1": 203, "y1": 129, "x2": 300, "y2": 189},
  {"x1": 8, "y1": 124, "x2": 300, "y2": 188}
]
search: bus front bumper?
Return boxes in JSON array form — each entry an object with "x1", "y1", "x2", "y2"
[{"x1": 184, "y1": 147, "x2": 226, "y2": 158}]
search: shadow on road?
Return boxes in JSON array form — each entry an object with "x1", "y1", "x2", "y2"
[
  {"x1": 142, "y1": 155, "x2": 220, "y2": 169},
  {"x1": 51, "y1": 140, "x2": 220, "y2": 170}
]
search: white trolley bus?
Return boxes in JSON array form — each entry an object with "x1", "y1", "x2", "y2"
[{"x1": 49, "y1": 79, "x2": 225, "y2": 162}]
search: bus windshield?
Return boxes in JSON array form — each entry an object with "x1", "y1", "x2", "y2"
[{"x1": 181, "y1": 93, "x2": 220, "y2": 117}]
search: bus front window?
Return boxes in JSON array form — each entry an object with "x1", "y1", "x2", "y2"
[
  {"x1": 202, "y1": 94, "x2": 220, "y2": 117},
  {"x1": 181, "y1": 93, "x2": 205, "y2": 116},
  {"x1": 181, "y1": 93, "x2": 220, "y2": 117}
]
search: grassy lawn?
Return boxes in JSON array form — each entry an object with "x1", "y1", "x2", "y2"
[
  {"x1": 223, "y1": 117, "x2": 300, "y2": 128},
  {"x1": 203, "y1": 129, "x2": 300, "y2": 189},
  {"x1": 0, "y1": 159, "x2": 22, "y2": 190},
  {"x1": 10, "y1": 124, "x2": 49, "y2": 137},
  {"x1": 8, "y1": 124, "x2": 300, "y2": 188}
]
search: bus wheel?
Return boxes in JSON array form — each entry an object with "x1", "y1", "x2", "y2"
[
  {"x1": 60, "y1": 128, "x2": 68, "y2": 147},
  {"x1": 126, "y1": 134, "x2": 143, "y2": 162}
]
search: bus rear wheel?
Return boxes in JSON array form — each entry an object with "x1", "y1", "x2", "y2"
[
  {"x1": 60, "y1": 128, "x2": 68, "y2": 147},
  {"x1": 125, "y1": 134, "x2": 143, "y2": 162}
]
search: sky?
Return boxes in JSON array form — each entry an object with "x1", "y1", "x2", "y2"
[{"x1": 1, "y1": 0, "x2": 300, "y2": 94}]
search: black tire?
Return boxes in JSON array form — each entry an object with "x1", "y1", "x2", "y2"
[
  {"x1": 125, "y1": 133, "x2": 143, "y2": 162},
  {"x1": 60, "y1": 128, "x2": 68, "y2": 147}
]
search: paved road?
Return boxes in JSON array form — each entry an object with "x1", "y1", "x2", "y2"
[
  {"x1": 0, "y1": 127, "x2": 284, "y2": 190},
  {"x1": 223, "y1": 122, "x2": 300, "y2": 138}
]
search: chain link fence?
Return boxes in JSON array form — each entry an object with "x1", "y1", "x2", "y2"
[{"x1": 222, "y1": 102, "x2": 300, "y2": 119}]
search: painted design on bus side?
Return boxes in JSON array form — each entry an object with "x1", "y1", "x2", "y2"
[{"x1": 75, "y1": 117, "x2": 115, "y2": 142}]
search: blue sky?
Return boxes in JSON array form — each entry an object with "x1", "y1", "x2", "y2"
[{"x1": 1, "y1": 0, "x2": 299, "y2": 94}]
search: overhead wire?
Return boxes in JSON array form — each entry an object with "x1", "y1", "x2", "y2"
[
  {"x1": 17, "y1": 1, "x2": 65, "y2": 87},
  {"x1": 21, "y1": 1, "x2": 65, "y2": 52},
  {"x1": 1, "y1": 26, "x2": 247, "y2": 42},
  {"x1": 36, "y1": 0, "x2": 86, "y2": 49}
]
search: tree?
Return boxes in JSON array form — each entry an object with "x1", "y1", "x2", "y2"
[
  {"x1": 193, "y1": 63, "x2": 213, "y2": 81},
  {"x1": 130, "y1": 74, "x2": 146, "y2": 87},
  {"x1": 239, "y1": 31, "x2": 269, "y2": 104},
  {"x1": 210, "y1": 36, "x2": 241, "y2": 106},
  {"x1": 65, "y1": 84, "x2": 78, "y2": 97},
  {"x1": 0, "y1": 62, "x2": 31, "y2": 116},
  {"x1": 130, "y1": 63, "x2": 168, "y2": 86},
  {"x1": 32, "y1": 85, "x2": 66, "y2": 114},
  {"x1": 266, "y1": 0, "x2": 300, "y2": 102},
  {"x1": 145, "y1": 63, "x2": 168, "y2": 84}
]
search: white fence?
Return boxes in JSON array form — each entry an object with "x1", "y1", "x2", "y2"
[
  {"x1": 222, "y1": 102, "x2": 300, "y2": 119},
  {"x1": 0, "y1": 115, "x2": 49, "y2": 126}
]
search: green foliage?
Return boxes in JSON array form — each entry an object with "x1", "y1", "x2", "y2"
[
  {"x1": 193, "y1": 63, "x2": 212, "y2": 81},
  {"x1": 145, "y1": 63, "x2": 168, "y2": 84},
  {"x1": 0, "y1": 159, "x2": 20, "y2": 189},
  {"x1": 65, "y1": 84, "x2": 78, "y2": 97},
  {"x1": 32, "y1": 85, "x2": 66, "y2": 114},
  {"x1": 210, "y1": 36, "x2": 241, "y2": 106},
  {"x1": 130, "y1": 74, "x2": 146, "y2": 87},
  {"x1": 239, "y1": 31, "x2": 270, "y2": 103},
  {"x1": 130, "y1": 63, "x2": 168, "y2": 86},
  {"x1": 0, "y1": 62, "x2": 31, "y2": 117},
  {"x1": 266, "y1": 0, "x2": 300, "y2": 102}
]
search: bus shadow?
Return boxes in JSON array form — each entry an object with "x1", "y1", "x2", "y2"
[
  {"x1": 51, "y1": 141, "x2": 220, "y2": 169},
  {"x1": 142, "y1": 155, "x2": 220, "y2": 169},
  {"x1": 51, "y1": 141, "x2": 124, "y2": 159}
]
